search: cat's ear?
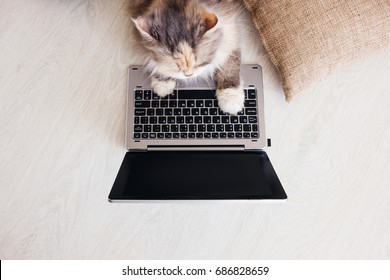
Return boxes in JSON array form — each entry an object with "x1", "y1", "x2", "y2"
[
  {"x1": 132, "y1": 16, "x2": 153, "y2": 39},
  {"x1": 201, "y1": 12, "x2": 218, "y2": 32}
]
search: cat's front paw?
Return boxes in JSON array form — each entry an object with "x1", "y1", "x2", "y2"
[
  {"x1": 151, "y1": 76, "x2": 176, "y2": 98},
  {"x1": 216, "y1": 87, "x2": 245, "y2": 115}
]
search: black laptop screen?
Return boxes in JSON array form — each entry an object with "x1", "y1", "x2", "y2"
[{"x1": 109, "y1": 151, "x2": 286, "y2": 200}]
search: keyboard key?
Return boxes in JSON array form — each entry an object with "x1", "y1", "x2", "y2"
[
  {"x1": 189, "y1": 133, "x2": 196, "y2": 138},
  {"x1": 180, "y1": 133, "x2": 188, "y2": 138},
  {"x1": 150, "y1": 117, "x2": 157, "y2": 124},
  {"x1": 140, "y1": 117, "x2": 148, "y2": 124},
  {"x1": 252, "y1": 124, "x2": 258, "y2": 131},
  {"x1": 245, "y1": 100, "x2": 257, "y2": 107},
  {"x1": 169, "y1": 101, "x2": 177, "y2": 107},
  {"x1": 204, "y1": 133, "x2": 211, "y2": 138},
  {"x1": 173, "y1": 133, "x2": 180, "y2": 138},
  {"x1": 248, "y1": 116, "x2": 257, "y2": 123},
  {"x1": 251, "y1": 132, "x2": 259, "y2": 138},
  {"x1": 165, "y1": 133, "x2": 172, "y2": 139},
  {"x1": 171, "y1": 125, "x2": 179, "y2": 132},
  {"x1": 187, "y1": 100, "x2": 195, "y2": 107},
  {"x1": 178, "y1": 100, "x2": 186, "y2": 107},
  {"x1": 219, "y1": 132, "x2": 227, "y2": 138},
  {"x1": 158, "y1": 117, "x2": 167, "y2": 124},
  {"x1": 142, "y1": 133, "x2": 148, "y2": 138},
  {"x1": 212, "y1": 116, "x2": 220, "y2": 123},
  {"x1": 134, "y1": 125, "x2": 142, "y2": 132},
  {"x1": 235, "y1": 133, "x2": 243, "y2": 138},
  {"x1": 212, "y1": 133, "x2": 219, "y2": 138},
  {"x1": 167, "y1": 117, "x2": 175, "y2": 124},
  {"x1": 248, "y1": 89, "x2": 256, "y2": 99},
  {"x1": 150, "y1": 133, "x2": 156, "y2": 138},
  {"x1": 198, "y1": 124, "x2": 206, "y2": 132},
  {"x1": 196, "y1": 133, "x2": 203, "y2": 138},
  {"x1": 135, "y1": 90, "x2": 143, "y2": 100},
  {"x1": 195, "y1": 116, "x2": 203, "y2": 123},
  {"x1": 204, "y1": 116, "x2": 212, "y2": 123},
  {"x1": 191, "y1": 108, "x2": 200, "y2": 115},
  {"x1": 162, "y1": 125, "x2": 169, "y2": 132},
  {"x1": 239, "y1": 116, "x2": 248, "y2": 123},
  {"x1": 146, "y1": 109, "x2": 154, "y2": 116},
  {"x1": 174, "y1": 108, "x2": 181, "y2": 115},
  {"x1": 170, "y1": 90, "x2": 178, "y2": 99},
  {"x1": 205, "y1": 100, "x2": 213, "y2": 107},
  {"x1": 228, "y1": 132, "x2": 235, "y2": 138},
  {"x1": 209, "y1": 108, "x2": 218, "y2": 115},
  {"x1": 164, "y1": 108, "x2": 173, "y2": 115},
  {"x1": 234, "y1": 124, "x2": 242, "y2": 131},
  {"x1": 185, "y1": 116, "x2": 194, "y2": 123},
  {"x1": 144, "y1": 125, "x2": 152, "y2": 132},
  {"x1": 225, "y1": 124, "x2": 233, "y2": 132},
  {"x1": 189, "y1": 125, "x2": 197, "y2": 132},
  {"x1": 179, "y1": 125, "x2": 188, "y2": 132},
  {"x1": 207, "y1": 124, "x2": 215, "y2": 132},
  {"x1": 135, "y1": 101, "x2": 150, "y2": 107},
  {"x1": 152, "y1": 101, "x2": 159, "y2": 107},
  {"x1": 134, "y1": 117, "x2": 140, "y2": 124},
  {"x1": 157, "y1": 133, "x2": 164, "y2": 138},
  {"x1": 152, "y1": 91, "x2": 159, "y2": 100},
  {"x1": 160, "y1": 100, "x2": 168, "y2": 107},
  {"x1": 183, "y1": 108, "x2": 191, "y2": 115},
  {"x1": 156, "y1": 109, "x2": 164, "y2": 115},
  {"x1": 216, "y1": 124, "x2": 224, "y2": 132},
  {"x1": 243, "y1": 124, "x2": 251, "y2": 131},
  {"x1": 201, "y1": 108, "x2": 208, "y2": 115},
  {"x1": 176, "y1": 116, "x2": 184, "y2": 123},
  {"x1": 144, "y1": 90, "x2": 152, "y2": 100},
  {"x1": 245, "y1": 108, "x2": 257, "y2": 115},
  {"x1": 178, "y1": 90, "x2": 216, "y2": 99},
  {"x1": 222, "y1": 116, "x2": 230, "y2": 123},
  {"x1": 134, "y1": 133, "x2": 141, "y2": 139},
  {"x1": 196, "y1": 100, "x2": 204, "y2": 107},
  {"x1": 231, "y1": 116, "x2": 239, "y2": 123},
  {"x1": 135, "y1": 109, "x2": 146, "y2": 116},
  {"x1": 243, "y1": 132, "x2": 251, "y2": 138},
  {"x1": 152, "y1": 125, "x2": 160, "y2": 132}
]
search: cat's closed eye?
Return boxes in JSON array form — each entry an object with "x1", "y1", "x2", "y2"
[
  {"x1": 197, "y1": 62, "x2": 209, "y2": 67},
  {"x1": 151, "y1": 28, "x2": 159, "y2": 40}
]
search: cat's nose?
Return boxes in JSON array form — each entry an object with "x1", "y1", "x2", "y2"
[{"x1": 184, "y1": 70, "x2": 194, "y2": 77}]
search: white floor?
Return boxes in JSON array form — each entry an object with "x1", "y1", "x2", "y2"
[{"x1": 1, "y1": 0, "x2": 390, "y2": 259}]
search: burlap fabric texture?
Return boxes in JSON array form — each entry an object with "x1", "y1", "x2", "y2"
[{"x1": 242, "y1": 0, "x2": 390, "y2": 100}]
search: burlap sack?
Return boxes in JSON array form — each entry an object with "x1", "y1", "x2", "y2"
[{"x1": 242, "y1": 0, "x2": 390, "y2": 100}]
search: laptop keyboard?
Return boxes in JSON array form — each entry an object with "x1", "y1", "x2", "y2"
[{"x1": 133, "y1": 89, "x2": 259, "y2": 140}]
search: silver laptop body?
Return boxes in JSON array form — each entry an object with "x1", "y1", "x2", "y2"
[
  {"x1": 108, "y1": 64, "x2": 287, "y2": 202},
  {"x1": 126, "y1": 64, "x2": 267, "y2": 151}
]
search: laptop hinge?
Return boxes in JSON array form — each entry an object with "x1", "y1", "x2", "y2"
[{"x1": 147, "y1": 145, "x2": 245, "y2": 151}]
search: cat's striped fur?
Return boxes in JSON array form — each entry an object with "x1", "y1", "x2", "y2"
[{"x1": 131, "y1": 0, "x2": 244, "y2": 114}]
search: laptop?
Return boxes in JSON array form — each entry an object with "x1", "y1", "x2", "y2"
[{"x1": 108, "y1": 64, "x2": 287, "y2": 202}]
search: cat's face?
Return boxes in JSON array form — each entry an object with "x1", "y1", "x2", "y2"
[{"x1": 133, "y1": 1, "x2": 220, "y2": 79}]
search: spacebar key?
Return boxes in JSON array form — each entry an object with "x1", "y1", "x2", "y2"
[{"x1": 178, "y1": 90, "x2": 216, "y2": 99}]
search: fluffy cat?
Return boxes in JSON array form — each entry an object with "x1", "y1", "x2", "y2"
[{"x1": 131, "y1": 0, "x2": 244, "y2": 114}]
